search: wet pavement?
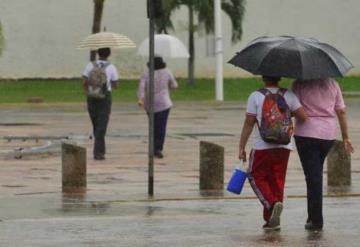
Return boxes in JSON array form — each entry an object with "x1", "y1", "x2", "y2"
[
  {"x1": 1, "y1": 195, "x2": 359, "y2": 246},
  {"x1": 0, "y1": 100, "x2": 360, "y2": 246}
]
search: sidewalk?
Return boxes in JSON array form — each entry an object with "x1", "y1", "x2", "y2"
[{"x1": 0, "y1": 100, "x2": 359, "y2": 246}]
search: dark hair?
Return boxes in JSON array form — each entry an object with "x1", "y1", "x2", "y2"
[
  {"x1": 262, "y1": 75, "x2": 281, "y2": 83},
  {"x1": 97, "y1": 48, "x2": 111, "y2": 58},
  {"x1": 147, "y1": 57, "x2": 166, "y2": 70}
]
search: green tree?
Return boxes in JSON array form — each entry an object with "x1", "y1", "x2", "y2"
[
  {"x1": 90, "y1": 0, "x2": 105, "y2": 61},
  {"x1": 155, "y1": 0, "x2": 246, "y2": 85}
]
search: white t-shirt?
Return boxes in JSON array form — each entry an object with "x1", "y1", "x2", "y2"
[
  {"x1": 246, "y1": 87, "x2": 302, "y2": 150},
  {"x1": 82, "y1": 60, "x2": 119, "y2": 91}
]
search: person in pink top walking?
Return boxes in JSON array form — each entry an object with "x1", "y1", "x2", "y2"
[
  {"x1": 292, "y1": 78, "x2": 354, "y2": 231},
  {"x1": 137, "y1": 57, "x2": 178, "y2": 158}
]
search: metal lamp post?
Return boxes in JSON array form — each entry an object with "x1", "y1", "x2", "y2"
[{"x1": 147, "y1": 0, "x2": 155, "y2": 196}]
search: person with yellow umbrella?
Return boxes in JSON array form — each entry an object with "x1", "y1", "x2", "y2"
[{"x1": 78, "y1": 32, "x2": 136, "y2": 160}]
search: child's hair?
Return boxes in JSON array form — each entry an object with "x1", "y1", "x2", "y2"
[
  {"x1": 97, "y1": 48, "x2": 111, "y2": 58},
  {"x1": 262, "y1": 75, "x2": 281, "y2": 83}
]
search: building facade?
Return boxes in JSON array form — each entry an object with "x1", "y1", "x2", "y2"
[{"x1": 0, "y1": 0, "x2": 359, "y2": 79}]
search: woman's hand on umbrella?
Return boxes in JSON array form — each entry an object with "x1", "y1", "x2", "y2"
[{"x1": 343, "y1": 138, "x2": 354, "y2": 154}]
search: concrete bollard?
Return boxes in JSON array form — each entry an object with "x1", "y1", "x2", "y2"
[
  {"x1": 199, "y1": 141, "x2": 224, "y2": 191},
  {"x1": 62, "y1": 142, "x2": 87, "y2": 193},
  {"x1": 327, "y1": 140, "x2": 351, "y2": 187}
]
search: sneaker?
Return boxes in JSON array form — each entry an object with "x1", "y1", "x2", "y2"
[
  {"x1": 262, "y1": 222, "x2": 280, "y2": 231},
  {"x1": 269, "y1": 202, "x2": 283, "y2": 227},
  {"x1": 154, "y1": 151, "x2": 164, "y2": 159}
]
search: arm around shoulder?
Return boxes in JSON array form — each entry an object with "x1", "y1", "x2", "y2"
[{"x1": 292, "y1": 107, "x2": 307, "y2": 123}]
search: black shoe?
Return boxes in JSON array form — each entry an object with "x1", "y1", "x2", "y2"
[
  {"x1": 94, "y1": 155, "x2": 105, "y2": 160},
  {"x1": 305, "y1": 221, "x2": 323, "y2": 231},
  {"x1": 263, "y1": 222, "x2": 280, "y2": 231},
  {"x1": 154, "y1": 151, "x2": 164, "y2": 159}
]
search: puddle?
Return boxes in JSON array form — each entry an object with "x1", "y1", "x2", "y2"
[
  {"x1": 177, "y1": 133, "x2": 234, "y2": 139},
  {"x1": 2, "y1": 185, "x2": 26, "y2": 188},
  {"x1": 0, "y1": 123, "x2": 42, "y2": 126}
]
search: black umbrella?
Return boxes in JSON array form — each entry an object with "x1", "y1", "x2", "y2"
[{"x1": 228, "y1": 36, "x2": 353, "y2": 80}]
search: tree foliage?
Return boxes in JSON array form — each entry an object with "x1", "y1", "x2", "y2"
[
  {"x1": 155, "y1": 0, "x2": 246, "y2": 43},
  {"x1": 90, "y1": 0, "x2": 105, "y2": 61},
  {"x1": 154, "y1": 0, "x2": 180, "y2": 34},
  {"x1": 154, "y1": 0, "x2": 246, "y2": 84}
]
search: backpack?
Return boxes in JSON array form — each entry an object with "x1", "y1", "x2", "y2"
[
  {"x1": 87, "y1": 62, "x2": 109, "y2": 99},
  {"x1": 257, "y1": 88, "x2": 293, "y2": 145}
]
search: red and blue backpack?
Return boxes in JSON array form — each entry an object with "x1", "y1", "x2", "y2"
[{"x1": 257, "y1": 88, "x2": 293, "y2": 145}]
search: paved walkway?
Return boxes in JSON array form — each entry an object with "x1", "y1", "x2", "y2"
[{"x1": 0, "y1": 100, "x2": 359, "y2": 246}]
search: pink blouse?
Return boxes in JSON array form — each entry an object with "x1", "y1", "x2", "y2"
[
  {"x1": 292, "y1": 78, "x2": 345, "y2": 140},
  {"x1": 137, "y1": 68, "x2": 178, "y2": 113}
]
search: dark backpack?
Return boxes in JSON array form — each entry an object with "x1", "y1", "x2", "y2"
[
  {"x1": 257, "y1": 88, "x2": 293, "y2": 145},
  {"x1": 87, "y1": 62, "x2": 109, "y2": 99}
]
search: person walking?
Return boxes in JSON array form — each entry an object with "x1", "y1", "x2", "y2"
[
  {"x1": 292, "y1": 78, "x2": 354, "y2": 231},
  {"x1": 137, "y1": 56, "x2": 178, "y2": 158},
  {"x1": 238, "y1": 76, "x2": 307, "y2": 231},
  {"x1": 82, "y1": 47, "x2": 119, "y2": 160}
]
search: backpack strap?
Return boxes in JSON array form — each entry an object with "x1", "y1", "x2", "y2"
[
  {"x1": 92, "y1": 61, "x2": 110, "y2": 69},
  {"x1": 277, "y1": 88, "x2": 287, "y2": 96},
  {"x1": 258, "y1": 88, "x2": 288, "y2": 96},
  {"x1": 257, "y1": 88, "x2": 271, "y2": 96},
  {"x1": 101, "y1": 62, "x2": 110, "y2": 69},
  {"x1": 92, "y1": 61, "x2": 99, "y2": 68}
]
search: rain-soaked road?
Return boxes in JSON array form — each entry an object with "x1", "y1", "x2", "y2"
[
  {"x1": 0, "y1": 195, "x2": 359, "y2": 246},
  {"x1": 0, "y1": 100, "x2": 359, "y2": 246}
]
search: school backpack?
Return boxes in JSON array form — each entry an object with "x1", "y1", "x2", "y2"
[
  {"x1": 87, "y1": 62, "x2": 109, "y2": 99},
  {"x1": 257, "y1": 88, "x2": 293, "y2": 145}
]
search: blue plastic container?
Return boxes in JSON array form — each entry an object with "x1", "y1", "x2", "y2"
[{"x1": 227, "y1": 168, "x2": 248, "y2": 194}]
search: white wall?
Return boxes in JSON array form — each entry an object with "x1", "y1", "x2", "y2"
[{"x1": 0, "y1": 0, "x2": 359, "y2": 79}]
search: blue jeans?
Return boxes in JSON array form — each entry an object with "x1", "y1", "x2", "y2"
[{"x1": 294, "y1": 136, "x2": 334, "y2": 227}]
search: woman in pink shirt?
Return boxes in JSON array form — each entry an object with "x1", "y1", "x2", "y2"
[
  {"x1": 292, "y1": 78, "x2": 354, "y2": 231},
  {"x1": 137, "y1": 57, "x2": 178, "y2": 158}
]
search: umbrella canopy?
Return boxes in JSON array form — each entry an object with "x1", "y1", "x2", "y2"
[
  {"x1": 228, "y1": 36, "x2": 353, "y2": 80},
  {"x1": 77, "y1": 32, "x2": 136, "y2": 50},
  {"x1": 137, "y1": 34, "x2": 190, "y2": 58}
]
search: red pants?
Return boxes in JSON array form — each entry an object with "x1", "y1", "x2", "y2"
[{"x1": 248, "y1": 148, "x2": 290, "y2": 222}]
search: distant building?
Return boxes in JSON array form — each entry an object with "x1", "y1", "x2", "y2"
[{"x1": 0, "y1": 0, "x2": 359, "y2": 79}]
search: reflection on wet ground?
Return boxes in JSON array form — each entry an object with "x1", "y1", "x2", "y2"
[{"x1": 0, "y1": 195, "x2": 359, "y2": 246}]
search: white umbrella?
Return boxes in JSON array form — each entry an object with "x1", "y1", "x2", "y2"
[
  {"x1": 138, "y1": 34, "x2": 189, "y2": 58},
  {"x1": 77, "y1": 32, "x2": 136, "y2": 50}
]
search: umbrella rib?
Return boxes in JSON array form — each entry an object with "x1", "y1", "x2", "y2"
[
  {"x1": 294, "y1": 41, "x2": 304, "y2": 79},
  {"x1": 308, "y1": 46, "x2": 342, "y2": 77},
  {"x1": 315, "y1": 44, "x2": 353, "y2": 75},
  {"x1": 256, "y1": 41, "x2": 287, "y2": 75}
]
